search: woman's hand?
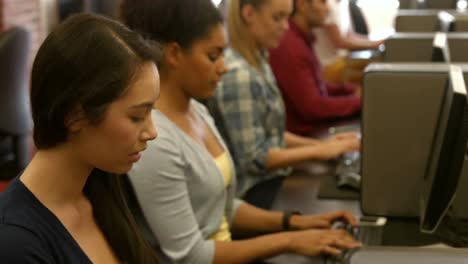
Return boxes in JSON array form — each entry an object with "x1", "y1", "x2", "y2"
[
  {"x1": 287, "y1": 228, "x2": 362, "y2": 256},
  {"x1": 326, "y1": 132, "x2": 360, "y2": 142},
  {"x1": 314, "y1": 136, "x2": 360, "y2": 160},
  {"x1": 290, "y1": 210, "x2": 358, "y2": 229}
]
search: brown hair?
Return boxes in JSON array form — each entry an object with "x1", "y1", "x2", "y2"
[{"x1": 31, "y1": 13, "x2": 160, "y2": 263}]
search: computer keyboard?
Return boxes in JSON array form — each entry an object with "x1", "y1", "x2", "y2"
[
  {"x1": 325, "y1": 247, "x2": 361, "y2": 264},
  {"x1": 325, "y1": 221, "x2": 361, "y2": 264},
  {"x1": 324, "y1": 217, "x2": 386, "y2": 264},
  {"x1": 336, "y1": 151, "x2": 361, "y2": 189}
]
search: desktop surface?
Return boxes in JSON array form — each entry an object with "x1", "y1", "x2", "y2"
[
  {"x1": 351, "y1": 246, "x2": 468, "y2": 264},
  {"x1": 267, "y1": 166, "x2": 444, "y2": 264}
]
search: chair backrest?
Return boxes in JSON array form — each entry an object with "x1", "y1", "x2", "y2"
[
  {"x1": 349, "y1": 0, "x2": 369, "y2": 36},
  {"x1": 0, "y1": 27, "x2": 32, "y2": 135}
]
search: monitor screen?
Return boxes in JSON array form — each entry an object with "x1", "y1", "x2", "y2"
[
  {"x1": 420, "y1": 65, "x2": 468, "y2": 233},
  {"x1": 431, "y1": 32, "x2": 450, "y2": 62}
]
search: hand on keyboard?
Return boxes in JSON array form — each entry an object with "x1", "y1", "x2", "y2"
[
  {"x1": 318, "y1": 138, "x2": 361, "y2": 160},
  {"x1": 289, "y1": 210, "x2": 358, "y2": 229},
  {"x1": 286, "y1": 228, "x2": 361, "y2": 257},
  {"x1": 324, "y1": 220, "x2": 362, "y2": 264}
]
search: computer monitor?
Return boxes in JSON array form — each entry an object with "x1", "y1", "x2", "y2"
[
  {"x1": 398, "y1": 0, "x2": 420, "y2": 9},
  {"x1": 420, "y1": 65, "x2": 468, "y2": 234},
  {"x1": 384, "y1": 33, "x2": 435, "y2": 62},
  {"x1": 447, "y1": 33, "x2": 468, "y2": 62},
  {"x1": 361, "y1": 63, "x2": 467, "y2": 218},
  {"x1": 431, "y1": 32, "x2": 451, "y2": 62},
  {"x1": 395, "y1": 10, "x2": 440, "y2": 33},
  {"x1": 452, "y1": 16, "x2": 468, "y2": 32},
  {"x1": 424, "y1": 0, "x2": 459, "y2": 9},
  {"x1": 438, "y1": 11, "x2": 456, "y2": 32}
]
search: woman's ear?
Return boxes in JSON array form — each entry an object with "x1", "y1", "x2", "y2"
[
  {"x1": 65, "y1": 105, "x2": 87, "y2": 133},
  {"x1": 163, "y1": 42, "x2": 184, "y2": 68}
]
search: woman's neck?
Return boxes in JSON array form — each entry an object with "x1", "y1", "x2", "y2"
[
  {"x1": 20, "y1": 145, "x2": 93, "y2": 208},
  {"x1": 154, "y1": 74, "x2": 191, "y2": 116}
]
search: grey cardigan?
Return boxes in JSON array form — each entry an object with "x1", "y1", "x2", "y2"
[{"x1": 129, "y1": 100, "x2": 244, "y2": 264}]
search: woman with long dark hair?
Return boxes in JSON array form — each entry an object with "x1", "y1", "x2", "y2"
[{"x1": 0, "y1": 14, "x2": 160, "y2": 263}]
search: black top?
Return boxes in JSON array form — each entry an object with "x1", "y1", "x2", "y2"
[{"x1": 0, "y1": 177, "x2": 92, "y2": 263}]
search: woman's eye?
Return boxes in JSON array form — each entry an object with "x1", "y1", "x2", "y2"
[
  {"x1": 131, "y1": 117, "x2": 144, "y2": 123},
  {"x1": 209, "y1": 56, "x2": 217, "y2": 62},
  {"x1": 273, "y1": 14, "x2": 286, "y2": 22},
  {"x1": 208, "y1": 53, "x2": 219, "y2": 62}
]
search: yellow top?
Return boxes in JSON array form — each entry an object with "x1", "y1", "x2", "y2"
[{"x1": 209, "y1": 152, "x2": 232, "y2": 242}]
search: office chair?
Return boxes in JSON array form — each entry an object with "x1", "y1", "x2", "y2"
[
  {"x1": 0, "y1": 27, "x2": 33, "y2": 180},
  {"x1": 349, "y1": 0, "x2": 369, "y2": 36}
]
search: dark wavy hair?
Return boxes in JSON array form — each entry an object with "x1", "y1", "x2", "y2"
[{"x1": 30, "y1": 13, "x2": 160, "y2": 263}]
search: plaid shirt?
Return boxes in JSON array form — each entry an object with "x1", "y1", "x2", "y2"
[{"x1": 210, "y1": 48, "x2": 291, "y2": 196}]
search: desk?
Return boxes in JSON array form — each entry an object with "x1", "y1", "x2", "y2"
[
  {"x1": 266, "y1": 161, "x2": 442, "y2": 263},
  {"x1": 267, "y1": 163, "x2": 361, "y2": 264},
  {"x1": 272, "y1": 162, "x2": 361, "y2": 216}
]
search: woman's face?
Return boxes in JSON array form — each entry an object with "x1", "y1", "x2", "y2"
[
  {"x1": 305, "y1": 0, "x2": 329, "y2": 27},
  {"x1": 180, "y1": 24, "x2": 227, "y2": 99},
  {"x1": 74, "y1": 62, "x2": 160, "y2": 174},
  {"x1": 246, "y1": 0, "x2": 293, "y2": 49}
]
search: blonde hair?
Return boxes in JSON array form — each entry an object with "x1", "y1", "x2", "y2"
[{"x1": 227, "y1": 0, "x2": 268, "y2": 71}]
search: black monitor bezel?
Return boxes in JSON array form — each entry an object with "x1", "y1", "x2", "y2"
[
  {"x1": 431, "y1": 32, "x2": 451, "y2": 62},
  {"x1": 420, "y1": 66, "x2": 468, "y2": 233}
]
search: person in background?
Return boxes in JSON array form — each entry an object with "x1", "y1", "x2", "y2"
[
  {"x1": 122, "y1": 0, "x2": 361, "y2": 263},
  {"x1": 0, "y1": 14, "x2": 160, "y2": 263},
  {"x1": 315, "y1": 0, "x2": 384, "y2": 83},
  {"x1": 269, "y1": 0, "x2": 362, "y2": 136},
  {"x1": 209, "y1": 0, "x2": 360, "y2": 209}
]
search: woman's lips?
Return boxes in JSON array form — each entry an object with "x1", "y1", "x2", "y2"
[{"x1": 129, "y1": 152, "x2": 142, "y2": 162}]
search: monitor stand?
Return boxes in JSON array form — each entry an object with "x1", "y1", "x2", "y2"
[{"x1": 360, "y1": 217, "x2": 441, "y2": 247}]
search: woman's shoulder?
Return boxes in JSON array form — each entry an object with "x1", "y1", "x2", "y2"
[
  {"x1": 150, "y1": 110, "x2": 181, "y2": 140},
  {"x1": 224, "y1": 48, "x2": 257, "y2": 75},
  {"x1": 190, "y1": 100, "x2": 211, "y2": 118},
  {"x1": 0, "y1": 223, "x2": 48, "y2": 258},
  {"x1": 0, "y1": 181, "x2": 53, "y2": 261},
  {"x1": 0, "y1": 178, "x2": 37, "y2": 225}
]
